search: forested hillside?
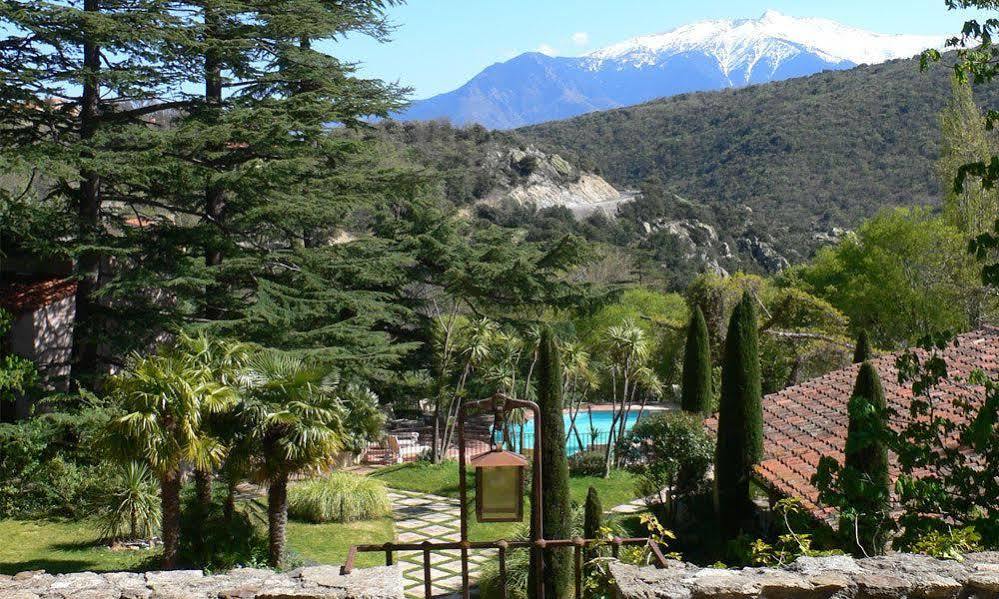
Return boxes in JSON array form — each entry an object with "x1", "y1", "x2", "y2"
[{"x1": 517, "y1": 54, "x2": 999, "y2": 256}]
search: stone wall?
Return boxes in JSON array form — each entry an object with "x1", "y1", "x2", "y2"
[
  {"x1": 611, "y1": 553, "x2": 999, "y2": 599},
  {"x1": 0, "y1": 564, "x2": 402, "y2": 599}
]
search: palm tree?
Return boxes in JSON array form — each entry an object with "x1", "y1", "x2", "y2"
[
  {"x1": 239, "y1": 352, "x2": 345, "y2": 567},
  {"x1": 105, "y1": 338, "x2": 238, "y2": 568},
  {"x1": 181, "y1": 333, "x2": 251, "y2": 507},
  {"x1": 561, "y1": 341, "x2": 595, "y2": 452},
  {"x1": 430, "y1": 316, "x2": 497, "y2": 461},
  {"x1": 601, "y1": 321, "x2": 662, "y2": 475}
]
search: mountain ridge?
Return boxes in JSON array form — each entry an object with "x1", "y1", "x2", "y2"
[
  {"x1": 515, "y1": 52, "x2": 997, "y2": 260},
  {"x1": 396, "y1": 11, "x2": 942, "y2": 129}
]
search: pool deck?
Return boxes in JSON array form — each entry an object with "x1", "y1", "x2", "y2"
[{"x1": 522, "y1": 402, "x2": 674, "y2": 420}]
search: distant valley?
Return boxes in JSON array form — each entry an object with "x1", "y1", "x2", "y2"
[{"x1": 378, "y1": 47, "x2": 999, "y2": 285}]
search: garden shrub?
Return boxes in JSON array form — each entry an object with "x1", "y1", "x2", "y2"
[
  {"x1": 288, "y1": 472, "x2": 391, "y2": 523},
  {"x1": 179, "y1": 489, "x2": 269, "y2": 571},
  {"x1": 617, "y1": 411, "x2": 713, "y2": 525},
  {"x1": 567, "y1": 450, "x2": 605, "y2": 476},
  {"x1": 909, "y1": 527, "x2": 982, "y2": 560},
  {"x1": 0, "y1": 404, "x2": 115, "y2": 518}
]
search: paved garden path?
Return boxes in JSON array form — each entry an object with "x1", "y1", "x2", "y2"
[
  {"x1": 386, "y1": 488, "x2": 650, "y2": 597},
  {"x1": 388, "y1": 489, "x2": 491, "y2": 598}
]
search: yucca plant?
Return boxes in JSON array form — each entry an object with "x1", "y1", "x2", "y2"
[
  {"x1": 99, "y1": 462, "x2": 160, "y2": 542},
  {"x1": 288, "y1": 472, "x2": 391, "y2": 523}
]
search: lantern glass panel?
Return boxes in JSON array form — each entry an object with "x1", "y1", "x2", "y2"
[{"x1": 477, "y1": 465, "x2": 522, "y2": 522}]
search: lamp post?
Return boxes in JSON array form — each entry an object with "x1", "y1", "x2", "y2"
[{"x1": 458, "y1": 393, "x2": 544, "y2": 599}]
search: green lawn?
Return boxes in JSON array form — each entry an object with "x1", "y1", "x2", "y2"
[
  {"x1": 287, "y1": 517, "x2": 395, "y2": 569},
  {"x1": 0, "y1": 515, "x2": 394, "y2": 575},
  {"x1": 371, "y1": 461, "x2": 642, "y2": 542},
  {"x1": 372, "y1": 461, "x2": 640, "y2": 507},
  {"x1": 0, "y1": 519, "x2": 158, "y2": 575}
]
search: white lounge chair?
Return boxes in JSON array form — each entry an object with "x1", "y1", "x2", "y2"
[{"x1": 386, "y1": 433, "x2": 431, "y2": 463}]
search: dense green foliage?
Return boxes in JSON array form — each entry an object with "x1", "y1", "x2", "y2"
[
  {"x1": 530, "y1": 326, "x2": 571, "y2": 599},
  {"x1": 518, "y1": 53, "x2": 999, "y2": 260},
  {"x1": 788, "y1": 208, "x2": 989, "y2": 348},
  {"x1": 288, "y1": 474, "x2": 392, "y2": 523},
  {"x1": 0, "y1": 309, "x2": 37, "y2": 408},
  {"x1": 890, "y1": 334, "x2": 999, "y2": 549},
  {"x1": 98, "y1": 462, "x2": 160, "y2": 542},
  {"x1": 714, "y1": 293, "x2": 763, "y2": 540},
  {"x1": 618, "y1": 412, "x2": 714, "y2": 526},
  {"x1": 0, "y1": 404, "x2": 114, "y2": 519},
  {"x1": 567, "y1": 451, "x2": 606, "y2": 476},
  {"x1": 813, "y1": 363, "x2": 893, "y2": 556},
  {"x1": 178, "y1": 490, "x2": 269, "y2": 571},
  {"x1": 681, "y1": 306, "x2": 713, "y2": 414},
  {"x1": 687, "y1": 273, "x2": 851, "y2": 394},
  {"x1": 105, "y1": 334, "x2": 242, "y2": 567}
]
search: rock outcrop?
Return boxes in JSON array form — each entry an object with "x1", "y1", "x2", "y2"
[
  {"x1": 481, "y1": 147, "x2": 633, "y2": 216},
  {"x1": 0, "y1": 564, "x2": 403, "y2": 599},
  {"x1": 611, "y1": 553, "x2": 999, "y2": 599}
]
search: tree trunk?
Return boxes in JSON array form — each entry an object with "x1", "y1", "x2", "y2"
[
  {"x1": 224, "y1": 476, "x2": 237, "y2": 521},
  {"x1": 194, "y1": 469, "x2": 212, "y2": 507},
  {"x1": 431, "y1": 403, "x2": 441, "y2": 463},
  {"x1": 160, "y1": 469, "x2": 182, "y2": 569},
  {"x1": 267, "y1": 473, "x2": 289, "y2": 567},
  {"x1": 203, "y1": 4, "x2": 225, "y2": 320},
  {"x1": 70, "y1": 0, "x2": 102, "y2": 383}
]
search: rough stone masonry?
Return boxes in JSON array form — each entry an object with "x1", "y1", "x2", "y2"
[
  {"x1": 610, "y1": 553, "x2": 999, "y2": 599},
  {"x1": 0, "y1": 564, "x2": 402, "y2": 599}
]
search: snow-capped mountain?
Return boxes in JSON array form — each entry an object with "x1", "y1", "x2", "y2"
[{"x1": 396, "y1": 10, "x2": 942, "y2": 129}]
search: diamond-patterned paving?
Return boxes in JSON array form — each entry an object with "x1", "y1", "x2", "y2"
[
  {"x1": 386, "y1": 484, "x2": 646, "y2": 597},
  {"x1": 388, "y1": 489, "x2": 495, "y2": 597}
]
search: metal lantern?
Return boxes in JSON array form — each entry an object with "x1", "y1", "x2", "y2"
[{"x1": 469, "y1": 446, "x2": 528, "y2": 522}]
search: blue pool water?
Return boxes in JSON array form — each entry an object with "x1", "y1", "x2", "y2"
[{"x1": 499, "y1": 410, "x2": 645, "y2": 456}]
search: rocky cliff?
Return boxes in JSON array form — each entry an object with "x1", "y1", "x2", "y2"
[{"x1": 480, "y1": 147, "x2": 634, "y2": 216}]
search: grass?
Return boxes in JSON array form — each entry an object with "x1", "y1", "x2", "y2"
[
  {"x1": 1, "y1": 509, "x2": 395, "y2": 575},
  {"x1": 288, "y1": 473, "x2": 392, "y2": 523},
  {"x1": 371, "y1": 461, "x2": 642, "y2": 542},
  {"x1": 287, "y1": 517, "x2": 395, "y2": 569},
  {"x1": 0, "y1": 519, "x2": 158, "y2": 575},
  {"x1": 372, "y1": 461, "x2": 641, "y2": 507}
]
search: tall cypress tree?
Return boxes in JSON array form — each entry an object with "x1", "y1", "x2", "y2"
[
  {"x1": 583, "y1": 486, "x2": 602, "y2": 562},
  {"x1": 714, "y1": 291, "x2": 763, "y2": 539},
  {"x1": 853, "y1": 330, "x2": 873, "y2": 363},
  {"x1": 529, "y1": 325, "x2": 571, "y2": 599},
  {"x1": 681, "y1": 305, "x2": 713, "y2": 414},
  {"x1": 840, "y1": 362, "x2": 891, "y2": 555}
]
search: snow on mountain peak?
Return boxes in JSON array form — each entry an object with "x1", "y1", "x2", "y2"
[{"x1": 585, "y1": 10, "x2": 943, "y2": 78}]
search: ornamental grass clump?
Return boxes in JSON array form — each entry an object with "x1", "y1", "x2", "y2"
[{"x1": 288, "y1": 472, "x2": 391, "y2": 523}]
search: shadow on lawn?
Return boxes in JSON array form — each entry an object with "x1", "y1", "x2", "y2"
[{"x1": 0, "y1": 555, "x2": 159, "y2": 576}]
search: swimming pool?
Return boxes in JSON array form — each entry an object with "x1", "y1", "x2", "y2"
[{"x1": 498, "y1": 409, "x2": 646, "y2": 456}]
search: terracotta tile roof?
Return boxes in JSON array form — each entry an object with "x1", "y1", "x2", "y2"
[
  {"x1": 707, "y1": 327, "x2": 999, "y2": 521},
  {"x1": 0, "y1": 277, "x2": 77, "y2": 315}
]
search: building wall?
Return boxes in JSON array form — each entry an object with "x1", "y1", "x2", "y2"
[
  {"x1": 31, "y1": 294, "x2": 74, "y2": 391},
  {"x1": 5, "y1": 294, "x2": 74, "y2": 419}
]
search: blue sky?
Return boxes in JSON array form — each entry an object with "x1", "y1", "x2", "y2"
[{"x1": 326, "y1": 0, "x2": 990, "y2": 99}]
